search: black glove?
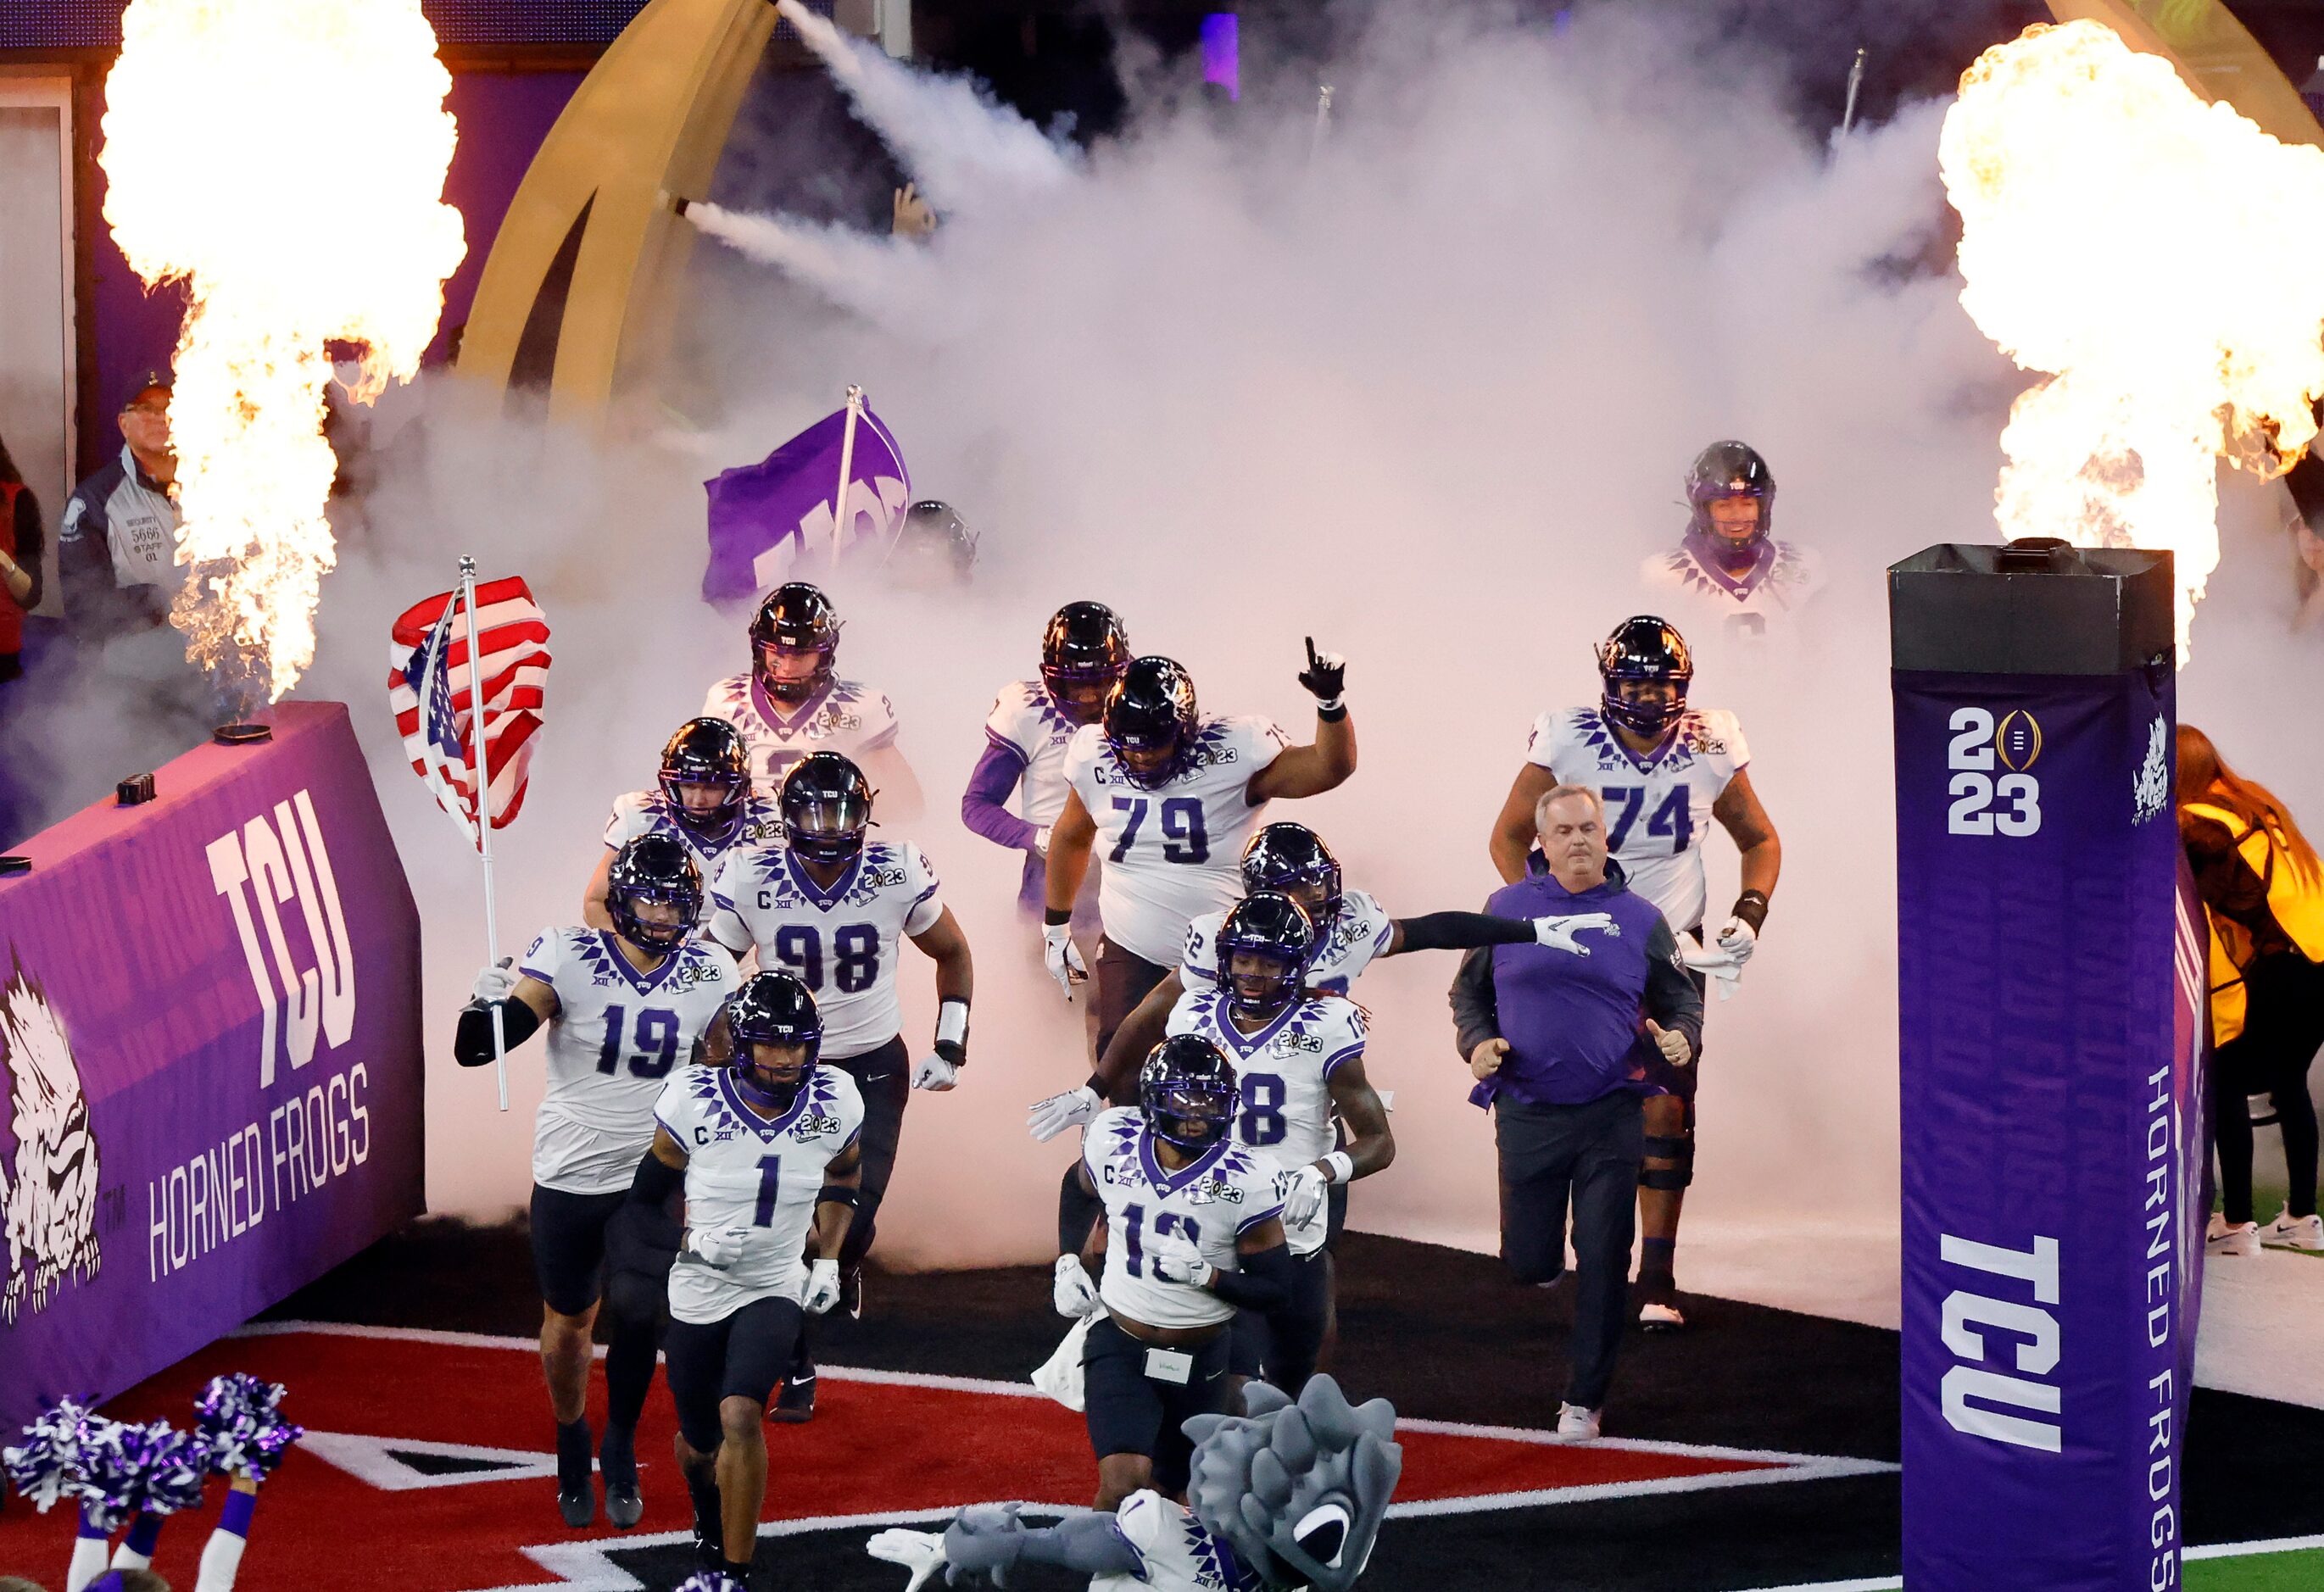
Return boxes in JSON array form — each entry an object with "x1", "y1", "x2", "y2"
[{"x1": 1297, "y1": 637, "x2": 1346, "y2": 705}]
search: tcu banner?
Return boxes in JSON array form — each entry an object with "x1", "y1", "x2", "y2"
[
  {"x1": 0, "y1": 702, "x2": 422, "y2": 1430},
  {"x1": 1892, "y1": 539, "x2": 2203, "y2": 1592}
]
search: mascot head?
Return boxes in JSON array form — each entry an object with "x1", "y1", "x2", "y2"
[
  {"x1": 2, "y1": 957, "x2": 102, "y2": 1322},
  {"x1": 1182, "y1": 1376, "x2": 1402, "y2": 1592}
]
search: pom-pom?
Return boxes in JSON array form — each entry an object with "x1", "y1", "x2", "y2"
[
  {"x1": 3, "y1": 1396, "x2": 94, "y2": 1511},
  {"x1": 133, "y1": 1422, "x2": 209, "y2": 1516},
  {"x1": 194, "y1": 1373, "x2": 302, "y2": 1481},
  {"x1": 674, "y1": 1575, "x2": 746, "y2": 1592},
  {"x1": 73, "y1": 1418, "x2": 148, "y2": 1533}
]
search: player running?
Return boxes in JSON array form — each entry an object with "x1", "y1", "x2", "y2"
[
  {"x1": 627, "y1": 971, "x2": 863, "y2": 1584},
  {"x1": 704, "y1": 580, "x2": 925, "y2": 821},
  {"x1": 705, "y1": 751, "x2": 973, "y2": 1418},
  {"x1": 1487, "y1": 615, "x2": 1781, "y2": 1331},
  {"x1": 585, "y1": 717, "x2": 780, "y2": 930},
  {"x1": 961, "y1": 600, "x2": 1130, "y2": 916},
  {"x1": 455, "y1": 833, "x2": 741, "y2": 1530},
  {"x1": 1641, "y1": 441, "x2": 1824, "y2": 642},
  {"x1": 1052, "y1": 1035, "x2": 1292, "y2": 1510}
]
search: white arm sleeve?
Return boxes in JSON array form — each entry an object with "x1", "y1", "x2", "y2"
[
  {"x1": 197, "y1": 1522, "x2": 252, "y2": 1592},
  {"x1": 66, "y1": 1531, "x2": 110, "y2": 1592}
]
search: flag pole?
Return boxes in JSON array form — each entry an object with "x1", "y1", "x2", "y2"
[
  {"x1": 459, "y1": 554, "x2": 510, "y2": 1112},
  {"x1": 830, "y1": 384, "x2": 864, "y2": 571},
  {"x1": 1308, "y1": 84, "x2": 1334, "y2": 164}
]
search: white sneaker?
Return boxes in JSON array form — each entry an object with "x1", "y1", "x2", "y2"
[
  {"x1": 2259, "y1": 1208, "x2": 2324, "y2": 1252},
  {"x1": 1638, "y1": 1300, "x2": 1686, "y2": 1330},
  {"x1": 1552, "y1": 1403, "x2": 1601, "y2": 1443},
  {"x1": 2208, "y1": 1221, "x2": 2261, "y2": 1258}
]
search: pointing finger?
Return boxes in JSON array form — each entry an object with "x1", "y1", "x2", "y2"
[{"x1": 1305, "y1": 635, "x2": 1319, "y2": 669}]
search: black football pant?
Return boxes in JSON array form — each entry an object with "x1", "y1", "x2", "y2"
[
  {"x1": 2213, "y1": 951, "x2": 2324, "y2": 1223},
  {"x1": 1496, "y1": 1089, "x2": 1644, "y2": 1411},
  {"x1": 530, "y1": 1184, "x2": 667, "y2": 1435},
  {"x1": 789, "y1": 1035, "x2": 911, "y2": 1378},
  {"x1": 1056, "y1": 940, "x2": 1175, "y2": 1255}
]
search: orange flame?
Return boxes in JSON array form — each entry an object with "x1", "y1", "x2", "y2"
[
  {"x1": 101, "y1": 0, "x2": 465, "y2": 703},
  {"x1": 1939, "y1": 19, "x2": 2324, "y2": 657}
]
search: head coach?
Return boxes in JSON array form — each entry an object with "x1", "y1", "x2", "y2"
[{"x1": 1447, "y1": 783, "x2": 1704, "y2": 1440}]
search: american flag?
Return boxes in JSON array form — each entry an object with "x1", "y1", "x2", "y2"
[{"x1": 387, "y1": 576, "x2": 551, "y2": 841}]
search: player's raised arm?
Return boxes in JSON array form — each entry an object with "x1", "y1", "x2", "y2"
[
  {"x1": 454, "y1": 959, "x2": 557, "y2": 1065},
  {"x1": 581, "y1": 848, "x2": 618, "y2": 931},
  {"x1": 1489, "y1": 762, "x2": 1558, "y2": 884},
  {"x1": 1246, "y1": 639, "x2": 1356, "y2": 802}
]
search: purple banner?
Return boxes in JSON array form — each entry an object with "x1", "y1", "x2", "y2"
[
  {"x1": 702, "y1": 403, "x2": 911, "y2": 602},
  {"x1": 1895, "y1": 665, "x2": 2189, "y2": 1590},
  {"x1": 0, "y1": 702, "x2": 423, "y2": 1431}
]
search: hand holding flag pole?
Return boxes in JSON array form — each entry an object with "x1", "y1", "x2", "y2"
[{"x1": 458, "y1": 556, "x2": 510, "y2": 1111}]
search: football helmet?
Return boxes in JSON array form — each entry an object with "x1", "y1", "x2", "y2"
[
  {"x1": 724, "y1": 971, "x2": 822, "y2": 1113},
  {"x1": 750, "y1": 582, "x2": 842, "y2": 703},
  {"x1": 1103, "y1": 655, "x2": 1200, "y2": 788},
  {"x1": 1596, "y1": 615, "x2": 1694, "y2": 739},
  {"x1": 657, "y1": 717, "x2": 753, "y2": 847},
  {"x1": 1686, "y1": 440, "x2": 1775, "y2": 570},
  {"x1": 1138, "y1": 1033, "x2": 1239, "y2": 1153},
  {"x1": 780, "y1": 752, "x2": 873, "y2": 864},
  {"x1": 1240, "y1": 822, "x2": 1343, "y2": 927},
  {"x1": 1214, "y1": 892, "x2": 1317, "y2": 1021},
  {"x1": 891, "y1": 499, "x2": 978, "y2": 586},
  {"x1": 1039, "y1": 601, "x2": 1130, "y2": 726},
  {"x1": 606, "y1": 832, "x2": 704, "y2": 954}
]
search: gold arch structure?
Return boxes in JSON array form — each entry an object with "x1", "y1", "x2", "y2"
[
  {"x1": 456, "y1": 0, "x2": 777, "y2": 420},
  {"x1": 2046, "y1": 0, "x2": 2324, "y2": 148}
]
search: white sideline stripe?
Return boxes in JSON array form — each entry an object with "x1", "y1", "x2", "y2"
[
  {"x1": 1737, "y1": 1534, "x2": 2324, "y2": 1592},
  {"x1": 1396, "y1": 1413, "x2": 1898, "y2": 1471}
]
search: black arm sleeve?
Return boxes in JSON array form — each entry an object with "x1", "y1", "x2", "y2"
[
  {"x1": 1642, "y1": 919, "x2": 1706, "y2": 1056},
  {"x1": 1207, "y1": 1241, "x2": 1293, "y2": 1311},
  {"x1": 628, "y1": 1146, "x2": 684, "y2": 1208},
  {"x1": 1394, "y1": 910, "x2": 1536, "y2": 954},
  {"x1": 453, "y1": 999, "x2": 540, "y2": 1066},
  {"x1": 1448, "y1": 945, "x2": 1501, "y2": 1060}
]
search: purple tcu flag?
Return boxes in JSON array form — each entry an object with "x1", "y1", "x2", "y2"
[
  {"x1": 703, "y1": 401, "x2": 911, "y2": 601},
  {"x1": 1890, "y1": 543, "x2": 2200, "y2": 1592}
]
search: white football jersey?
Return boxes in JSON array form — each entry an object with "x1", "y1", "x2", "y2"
[
  {"x1": 705, "y1": 841, "x2": 945, "y2": 1059},
  {"x1": 1063, "y1": 715, "x2": 1289, "y2": 966},
  {"x1": 983, "y1": 678, "x2": 1084, "y2": 829},
  {"x1": 701, "y1": 671, "x2": 900, "y2": 788},
  {"x1": 1163, "y1": 986, "x2": 1365, "y2": 1256},
  {"x1": 516, "y1": 928, "x2": 743, "y2": 1195},
  {"x1": 603, "y1": 789, "x2": 786, "y2": 916},
  {"x1": 1090, "y1": 1491, "x2": 1257, "y2": 1592},
  {"x1": 654, "y1": 1062, "x2": 864, "y2": 1325},
  {"x1": 1181, "y1": 888, "x2": 1394, "y2": 997},
  {"x1": 1083, "y1": 1105, "x2": 1285, "y2": 1329},
  {"x1": 1525, "y1": 705, "x2": 1748, "y2": 933},
  {"x1": 1640, "y1": 538, "x2": 1825, "y2": 643}
]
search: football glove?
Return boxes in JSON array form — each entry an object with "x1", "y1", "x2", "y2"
[
  {"x1": 1150, "y1": 1230, "x2": 1215, "y2": 1289},
  {"x1": 684, "y1": 1225, "x2": 750, "y2": 1269},
  {"x1": 1033, "y1": 825, "x2": 1052, "y2": 860},
  {"x1": 1043, "y1": 924, "x2": 1089, "y2": 997},
  {"x1": 865, "y1": 1527, "x2": 949, "y2": 1592},
  {"x1": 1282, "y1": 1165, "x2": 1331, "y2": 1229},
  {"x1": 471, "y1": 959, "x2": 516, "y2": 1004},
  {"x1": 1052, "y1": 1254, "x2": 1103, "y2": 1319},
  {"x1": 1297, "y1": 636, "x2": 1347, "y2": 707},
  {"x1": 1714, "y1": 916, "x2": 1758, "y2": 966},
  {"x1": 1027, "y1": 1084, "x2": 1101, "y2": 1142},
  {"x1": 913, "y1": 1053, "x2": 959, "y2": 1091},
  {"x1": 802, "y1": 1257, "x2": 843, "y2": 1315}
]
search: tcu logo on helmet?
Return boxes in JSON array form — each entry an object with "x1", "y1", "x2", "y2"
[
  {"x1": 205, "y1": 790, "x2": 359, "y2": 1088},
  {"x1": 0, "y1": 959, "x2": 102, "y2": 1324}
]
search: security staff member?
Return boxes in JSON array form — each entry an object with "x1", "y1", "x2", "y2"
[
  {"x1": 1449, "y1": 784, "x2": 1703, "y2": 1442},
  {"x1": 58, "y1": 368, "x2": 181, "y2": 652}
]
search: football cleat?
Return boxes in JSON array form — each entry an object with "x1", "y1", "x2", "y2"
[
  {"x1": 1636, "y1": 1270, "x2": 1686, "y2": 1331},
  {"x1": 599, "y1": 1423, "x2": 643, "y2": 1530},
  {"x1": 605, "y1": 832, "x2": 705, "y2": 954},
  {"x1": 2260, "y1": 1207, "x2": 2324, "y2": 1251},
  {"x1": 1552, "y1": 1403, "x2": 1602, "y2": 1443},
  {"x1": 555, "y1": 1419, "x2": 595, "y2": 1528}
]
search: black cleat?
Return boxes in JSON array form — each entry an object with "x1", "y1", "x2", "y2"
[
  {"x1": 554, "y1": 1418, "x2": 595, "y2": 1528},
  {"x1": 598, "y1": 1423, "x2": 643, "y2": 1529},
  {"x1": 768, "y1": 1372, "x2": 816, "y2": 1424}
]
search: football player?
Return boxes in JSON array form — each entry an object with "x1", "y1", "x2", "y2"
[
  {"x1": 1487, "y1": 615, "x2": 1781, "y2": 1331},
  {"x1": 1053, "y1": 1035, "x2": 1292, "y2": 1510},
  {"x1": 705, "y1": 751, "x2": 973, "y2": 1418},
  {"x1": 962, "y1": 600, "x2": 1129, "y2": 916},
  {"x1": 1640, "y1": 441, "x2": 1824, "y2": 641},
  {"x1": 455, "y1": 833, "x2": 742, "y2": 1530},
  {"x1": 627, "y1": 971, "x2": 863, "y2": 1583},
  {"x1": 883, "y1": 498, "x2": 978, "y2": 591},
  {"x1": 585, "y1": 717, "x2": 780, "y2": 930},
  {"x1": 703, "y1": 581, "x2": 925, "y2": 821}
]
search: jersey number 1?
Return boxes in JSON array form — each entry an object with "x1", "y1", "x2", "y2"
[{"x1": 596, "y1": 1005, "x2": 682, "y2": 1079}]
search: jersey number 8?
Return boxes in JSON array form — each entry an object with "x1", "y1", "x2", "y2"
[{"x1": 771, "y1": 924, "x2": 883, "y2": 993}]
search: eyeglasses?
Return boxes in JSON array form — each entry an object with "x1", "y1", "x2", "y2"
[{"x1": 122, "y1": 402, "x2": 170, "y2": 418}]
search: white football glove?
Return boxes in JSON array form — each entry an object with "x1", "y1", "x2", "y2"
[
  {"x1": 1714, "y1": 916, "x2": 1758, "y2": 967},
  {"x1": 912, "y1": 1053, "x2": 959, "y2": 1091},
  {"x1": 684, "y1": 1224, "x2": 750, "y2": 1269},
  {"x1": 1282, "y1": 1165, "x2": 1331, "y2": 1230},
  {"x1": 471, "y1": 959, "x2": 516, "y2": 1004},
  {"x1": 1028, "y1": 1084, "x2": 1101, "y2": 1142},
  {"x1": 1150, "y1": 1230, "x2": 1215, "y2": 1289},
  {"x1": 1052, "y1": 1254, "x2": 1103, "y2": 1319},
  {"x1": 1042, "y1": 924, "x2": 1089, "y2": 997},
  {"x1": 802, "y1": 1257, "x2": 843, "y2": 1315},
  {"x1": 1033, "y1": 825, "x2": 1052, "y2": 860},
  {"x1": 865, "y1": 1527, "x2": 949, "y2": 1592}
]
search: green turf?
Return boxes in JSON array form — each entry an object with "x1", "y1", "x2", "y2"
[{"x1": 2184, "y1": 1548, "x2": 2324, "y2": 1590}]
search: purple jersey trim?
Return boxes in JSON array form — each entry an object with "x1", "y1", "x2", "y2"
[
  {"x1": 517, "y1": 965, "x2": 555, "y2": 986},
  {"x1": 1322, "y1": 1043, "x2": 1365, "y2": 1080},
  {"x1": 1235, "y1": 1200, "x2": 1288, "y2": 1235}
]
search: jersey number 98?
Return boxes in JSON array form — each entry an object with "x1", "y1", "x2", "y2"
[{"x1": 770, "y1": 924, "x2": 883, "y2": 993}]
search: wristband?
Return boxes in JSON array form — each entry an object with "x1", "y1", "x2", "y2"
[
  {"x1": 1731, "y1": 890, "x2": 1769, "y2": 932},
  {"x1": 816, "y1": 1185, "x2": 861, "y2": 1209},
  {"x1": 1317, "y1": 701, "x2": 1347, "y2": 722},
  {"x1": 1322, "y1": 1150, "x2": 1354, "y2": 1184},
  {"x1": 937, "y1": 998, "x2": 970, "y2": 1047},
  {"x1": 1044, "y1": 907, "x2": 1074, "y2": 927}
]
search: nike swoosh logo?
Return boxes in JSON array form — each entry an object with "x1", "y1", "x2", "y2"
[{"x1": 864, "y1": 1071, "x2": 897, "y2": 1082}]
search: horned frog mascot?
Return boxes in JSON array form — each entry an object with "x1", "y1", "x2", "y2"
[{"x1": 869, "y1": 1376, "x2": 1402, "y2": 1591}]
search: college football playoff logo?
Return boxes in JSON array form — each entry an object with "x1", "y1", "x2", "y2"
[
  {"x1": 0, "y1": 956, "x2": 103, "y2": 1324},
  {"x1": 1995, "y1": 710, "x2": 2043, "y2": 772}
]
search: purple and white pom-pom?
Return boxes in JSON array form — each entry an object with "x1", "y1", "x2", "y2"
[
  {"x1": 194, "y1": 1373, "x2": 302, "y2": 1481},
  {"x1": 673, "y1": 1576, "x2": 746, "y2": 1592},
  {"x1": 73, "y1": 1417, "x2": 152, "y2": 1533},
  {"x1": 131, "y1": 1422, "x2": 209, "y2": 1517},
  {"x1": 3, "y1": 1396, "x2": 95, "y2": 1511}
]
